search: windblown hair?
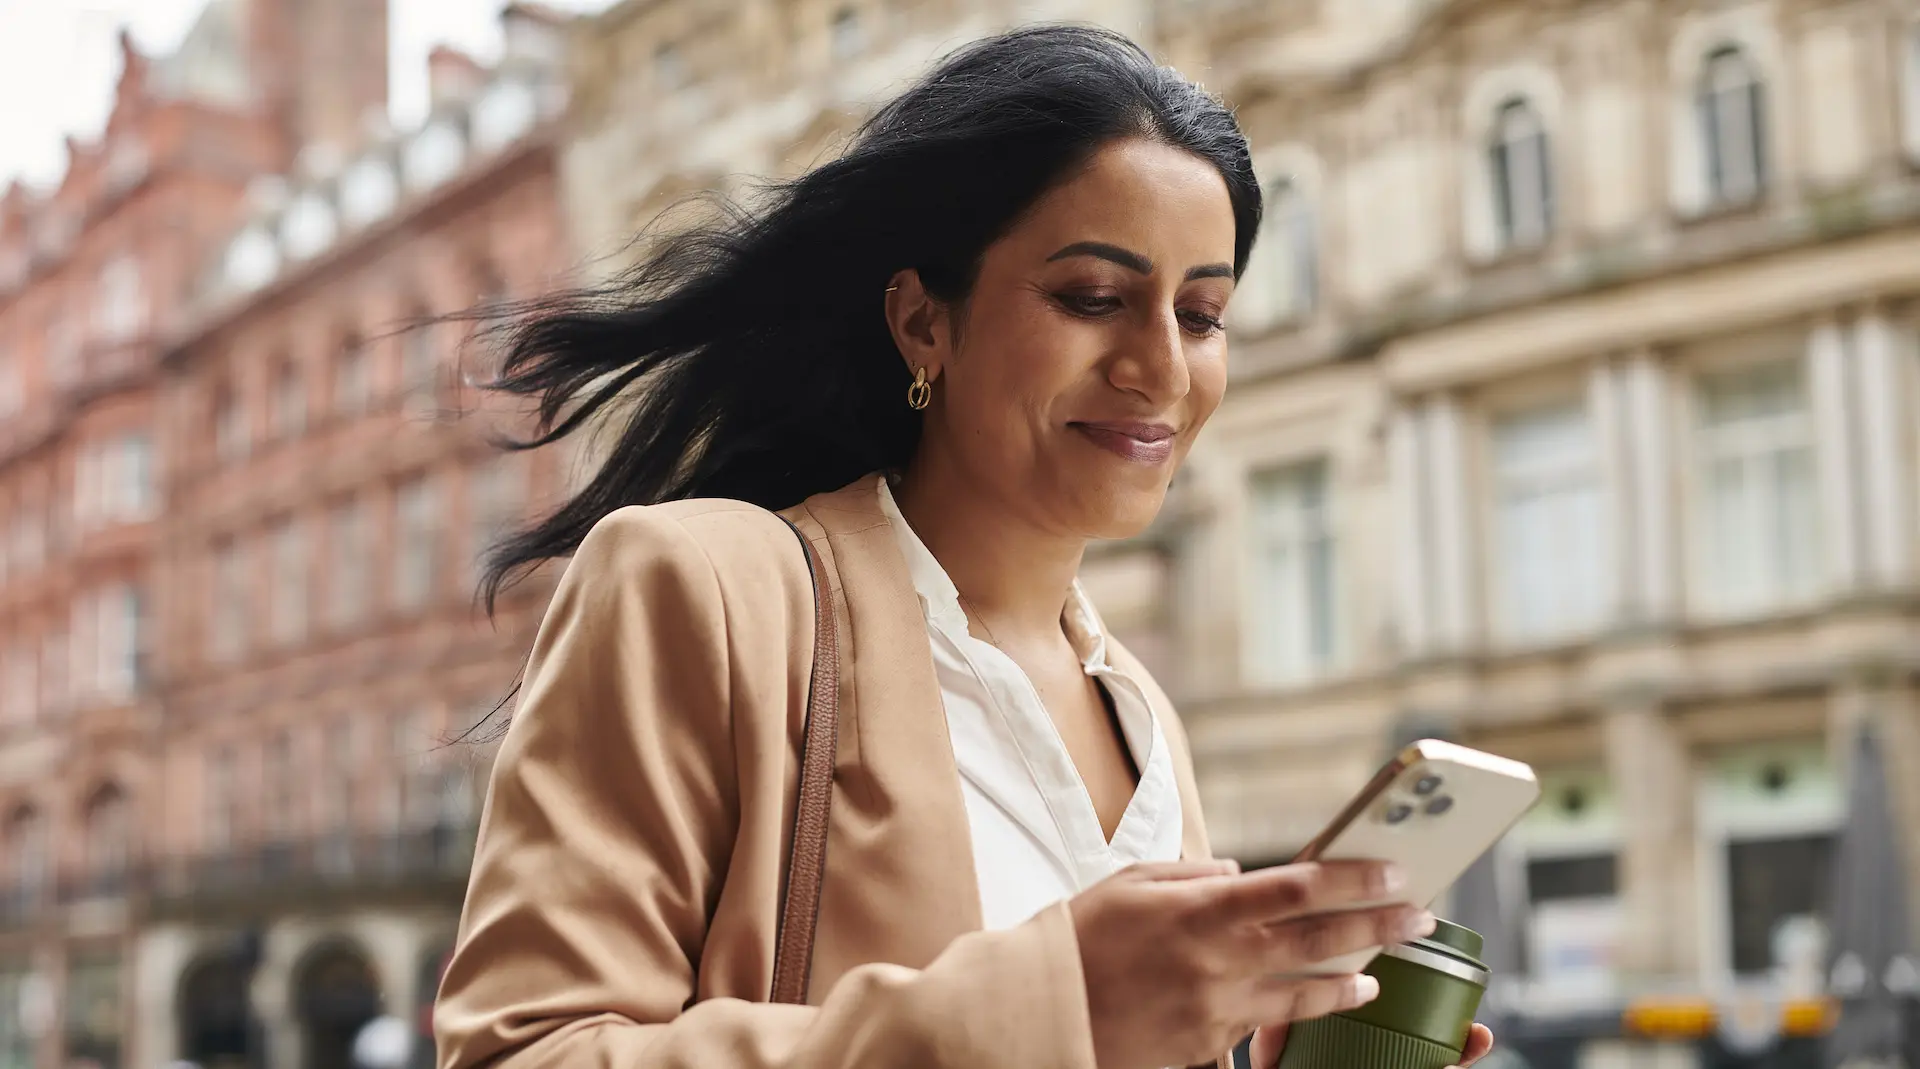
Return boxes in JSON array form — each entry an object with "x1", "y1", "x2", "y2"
[{"x1": 476, "y1": 23, "x2": 1261, "y2": 613}]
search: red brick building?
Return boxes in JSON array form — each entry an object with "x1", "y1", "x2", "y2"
[{"x1": 0, "y1": 4, "x2": 576, "y2": 1068}]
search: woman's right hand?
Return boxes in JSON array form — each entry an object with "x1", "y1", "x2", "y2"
[{"x1": 1069, "y1": 858, "x2": 1436, "y2": 1069}]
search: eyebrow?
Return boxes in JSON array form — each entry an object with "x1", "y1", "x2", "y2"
[{"x1": 1045, "y1": 241, "x2": 1234, "y2": 282}]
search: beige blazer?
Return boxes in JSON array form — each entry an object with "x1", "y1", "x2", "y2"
[{"x1": 434, "y1": 475, "x2": 1223, "y2": 1069}]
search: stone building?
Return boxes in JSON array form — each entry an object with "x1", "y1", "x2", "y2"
[
  {"x1": 0, "y1": 3, "x2": 575, "y2": 1068},
  {"x1": 563, "y1": 1, "x2": 1920, "y2": 1066},
  {"x1": 140, "y1": 9, "x2": 577, "y2": 1069},
  {"x1": 0, "y1": 2, "x2": 387, "y2": 1067}
]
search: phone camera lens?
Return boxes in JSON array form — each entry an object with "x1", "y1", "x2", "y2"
[
  {"x1": 1424, "y1": 795, "x2": 1455, "y2": 817},
  {"x1": 1412, "y1": 774, "x2": 1444, "y2": 796},
  {"x1": 1384, "y1": 802, "x2": 1414, "y2": 825}
]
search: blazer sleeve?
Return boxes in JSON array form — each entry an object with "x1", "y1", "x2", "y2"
[{"x1": 433, "y1": 505, "x2": 1099, "y2": 1069}]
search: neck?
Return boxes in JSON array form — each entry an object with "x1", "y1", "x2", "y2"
[{"x1": 891, "y1": 452, "x2": 1087, "y2": 646}]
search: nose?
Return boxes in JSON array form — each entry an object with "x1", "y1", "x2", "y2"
[{"x1": 1106, "y1": 307, "x2": 1191, "y2": 406}]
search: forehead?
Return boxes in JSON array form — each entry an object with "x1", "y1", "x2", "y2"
[{"x1": 999, "y1": 138, "x2": 1238, "y2": 268}]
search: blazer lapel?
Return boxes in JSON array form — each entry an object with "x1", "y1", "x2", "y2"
[{"x1": 785, "y1": 477, "x2": 984, "y2": 997}]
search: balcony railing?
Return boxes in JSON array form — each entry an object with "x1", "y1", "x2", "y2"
[
  {"x1": 145, "y1": 825, "x2": 479, "y2": 914},
  {"x1": 0, "y1": 824, "x2": 479, "y2": 927}
]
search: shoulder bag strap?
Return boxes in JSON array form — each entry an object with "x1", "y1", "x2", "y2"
[{"x1": 770, "y1": 517, "x2": 839, "y2": 1006}]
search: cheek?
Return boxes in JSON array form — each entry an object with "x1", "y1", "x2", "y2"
[
  {"x1": 954, "y1": 301, "x2": 1090, "y2": 421},
  {"x1": 1185, "y1": 344, "x2": 1229, "y2": 426}
]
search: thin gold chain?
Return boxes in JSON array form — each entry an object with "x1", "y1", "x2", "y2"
[{"x1": 955, "y1": 591, "x2": 1005, "y2": 649}]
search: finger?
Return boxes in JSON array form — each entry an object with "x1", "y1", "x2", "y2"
[
  {"x1": 1119, "y1": 858, "x2": 1241, "y2": 884},
  {"x1": 1248, "y1": 972, "x2": 1380, "y2": 1028},
  {"x1": 1257, "y1": 905, "x2": 1434, "y2": 972},
  {"x1": 1205, "y1": 860, "x2": 1404, "y2": 927},
  {"x1": 1456, "y1": 1023, "x2": 1494, "y2": 1067},
  {"x1": 1248, "y1": 1023, "x2": 1288, "y2": 1069}
]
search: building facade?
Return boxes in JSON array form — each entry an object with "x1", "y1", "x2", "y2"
[
  {"x1": 564, "y1": 1, "x2": 1920, "y2": 1067},
  {"x1": 142, "y1": 9, "x2": 577, "y2": 1069},
  {"x1": 0, "y1": 2, "x2": 387, "y2": 1067},
  {"x1": 0, "y1": 4, "x2": 574, "y2": 1069}
]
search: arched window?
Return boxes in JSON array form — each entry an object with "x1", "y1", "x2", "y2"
[
  {"x1": 1902, "y1": 25, "x2": 1920, "y2": 161},
  {"x1": 212, "y1": 382, "x2": 247, "y2": 463},
  {"x1": 5, "y1": 806, "x2": 45, "y2": 906},
  {"x1": 1489, "y1": 98, "x2": 1553, "y2": 249},
  {"x1": 1699, "y1": 45, "x2": 1767, "y2": 205},
  {"x1": 272, "y1": 359, "x2": 306, "y2": 439},
  {"x1": 831, "y1": 7, "x2": 864, "y2": 60},
  {"x1": 1236, "y1": 175, "x2": 1317, "y2": 331},
  {"x1": 83, "y1": 784, "x2": 129, "y2": 889},
  {"x1": 95, "y1": 255, "x2": 146, "y2": 342}
]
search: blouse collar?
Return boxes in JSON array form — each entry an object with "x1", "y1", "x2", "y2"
[{"x1": 873, "y1": 475, "x2": 1110, "y2": 675}]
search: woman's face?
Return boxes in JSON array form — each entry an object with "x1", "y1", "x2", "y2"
[{"x1": 894, "y1": 137, "x2": 1238, "y2": 541}]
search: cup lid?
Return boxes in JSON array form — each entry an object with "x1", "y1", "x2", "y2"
[{"x1": 1414, "y1": 919, "x2": 1485, "y2": 965}]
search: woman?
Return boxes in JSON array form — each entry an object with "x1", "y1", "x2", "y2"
[{"x1": 436, "y1": 24, "x2": 1495, "y2": 1069}]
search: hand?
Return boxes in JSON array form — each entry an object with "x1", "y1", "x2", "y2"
[
  {"x1": 1069, "y1": 858, "x2": 1435, "y2": 1069},
  {"x1": 1248, "y1": 1021, "x2": 1495, "y2": 1069}
]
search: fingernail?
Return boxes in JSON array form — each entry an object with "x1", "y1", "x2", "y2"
[
  {"x1": 1351, "y1": 975, "x2": 1381, "y2": 1005},
  {"x1": 1222, "y1": 858, "x2": 1242, "y2": 875},
  {"x1": 1382, "y1": 864, "x2": 1408, "y2": 894},
  {"x1": 1400, "y1": 910, "x2": 1437, "y2": 940}
]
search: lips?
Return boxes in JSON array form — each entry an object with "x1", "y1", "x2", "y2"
[{"x1": 1070, "y1": 420, "x2": 1178, "y2": 464}]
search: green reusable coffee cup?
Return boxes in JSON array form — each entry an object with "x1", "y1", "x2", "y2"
[{"x1": 1276, "y1": 919, "x2": 1489, "y2": 1069}]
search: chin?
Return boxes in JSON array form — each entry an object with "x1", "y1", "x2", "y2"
[{"x1": 1076, "y1": 484, "x2": 1170, "y2": 541}]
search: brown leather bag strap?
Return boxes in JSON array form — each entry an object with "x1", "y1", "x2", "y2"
[{"x1": 770, "y1": 517, "x2": 839, "y2": 1006}]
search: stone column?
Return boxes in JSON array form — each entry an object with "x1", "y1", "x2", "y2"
[
  {"x1": 348, "y1": 912, "x2": 428, "y2": 1030},
  {"x1": 130, "y1": 925, "x2": 198, "y2": 1069},
  {"x1": 1621, "y1": 350, "x2": 1678, "y2": 624},
  {"x1": 1172, "y1": 465, "x2": 1237, "y2": 699},
  {"x1": 252, "y1": 920, "x2": 311, "y2": 1069},
  {"x1": 1603, "y1": 702, "x2": 1698, "y2": 983},
  {"x1": 1807, "y1": 317, "x2": 1863, "y2": 592},
  {"x1": 1849, "y1": 310, "x2": 1912, "y2": 588},
  {"x1": 1425, "y1": 393, "x2": 1476, "y2": 653},
  {"x1": 1389, "y1": 404, "x2": 1432, "y2": 659},
  {"x1": 1589, "y1": 359, "x2": 1633, "y2": 626}
]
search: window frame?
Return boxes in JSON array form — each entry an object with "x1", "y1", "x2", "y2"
[
  {"x1": 1487, "y1": 397, "x2": 1608, "y2": 644},
  {"x1": 1698, "y1": 45, "x2": 1769, "y2": 207},
  {"x1": 1242, "y1": 458, "x2": 1340, "y2": 688},
  {"x1": 1488, "y1": 97, "x2": 1554, "y2": 251}
]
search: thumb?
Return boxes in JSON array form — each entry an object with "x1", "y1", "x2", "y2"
[
  {"x1": 1249, "y1": 1023, "x2": 1289, "y2": 1069},
  {"x1": 1119, "y1": 858, "x2": 1241, "y2": 883}
]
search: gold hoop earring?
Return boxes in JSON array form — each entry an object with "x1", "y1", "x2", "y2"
[{"x1": 906, "y1": 366, "x2": 932, "y2": 411}]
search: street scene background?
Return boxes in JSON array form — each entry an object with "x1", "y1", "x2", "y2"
[{"x1": 1, "y1": 1, "x2": 1918, "y2": 1068}]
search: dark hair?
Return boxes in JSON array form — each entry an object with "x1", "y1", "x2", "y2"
[{"x1": 477, "y1": 23, "x2": 1261, "y2": 612}]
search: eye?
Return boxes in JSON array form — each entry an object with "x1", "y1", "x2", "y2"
[
  {"x1": 1178, "y1": 309, "x2": 1225, "y2": 337},
  {"x1": 1056, "y1": 293, "x2": 1123, "y2": 317}
]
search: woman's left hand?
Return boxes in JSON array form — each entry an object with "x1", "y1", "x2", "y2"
[{"x1": 1247, "y1": 1021, "x2": 1493, "y2": 1069}]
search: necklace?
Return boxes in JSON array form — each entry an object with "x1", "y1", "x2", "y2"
[{"x1": 955, "y1": 591, "x2": 1005, "y2": 649}]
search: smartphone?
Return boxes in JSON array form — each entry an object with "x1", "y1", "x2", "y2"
[{"x1": 1287, "y1": 738, "x2": 1541, "y2": 975}]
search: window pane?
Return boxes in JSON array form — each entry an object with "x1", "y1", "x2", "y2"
[
  {"x1": 1697, "y1": 361, "x2": 1814, "y2": 613},
  {"x1": 1246, "y1": 461, "x2": 1337, "y2": 685},
  {"x1": 329, "y1": 502, "x2": 367, "y2": 627},
  {"x1": 395, "y1": 478, "x2": 441, "y2": 608},
  {"x1": 1493, "y1": 402, "x2": 1603, "y2": 640},
  {"x1": 1528, "y1": 854, "x2": 1619, "y2": 902},
  {"x1": 272, "y1": 519, "x2": 306, "y2": 645},
  {"x1": 335, "y1": 340, "x2": 368, "y2": 416},
  {"x1": 205, "y1": 748, "x2": 234, "y2": 851},
  {"x1": 1727, "y1": 834, "x2": 1833, "y2": 974}
]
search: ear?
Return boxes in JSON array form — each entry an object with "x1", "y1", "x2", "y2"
[{"x1": 883, "y1": 269, "x2": 950, "y2": 382}]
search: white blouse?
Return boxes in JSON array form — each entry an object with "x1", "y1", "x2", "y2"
[{"x1": 875, "y1": 477, "x2": 1185, "y2": 931}]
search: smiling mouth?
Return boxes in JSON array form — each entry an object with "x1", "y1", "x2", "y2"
[{"x1": 1069, "y1": 421, "x2": 1178, "y2": 464}]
